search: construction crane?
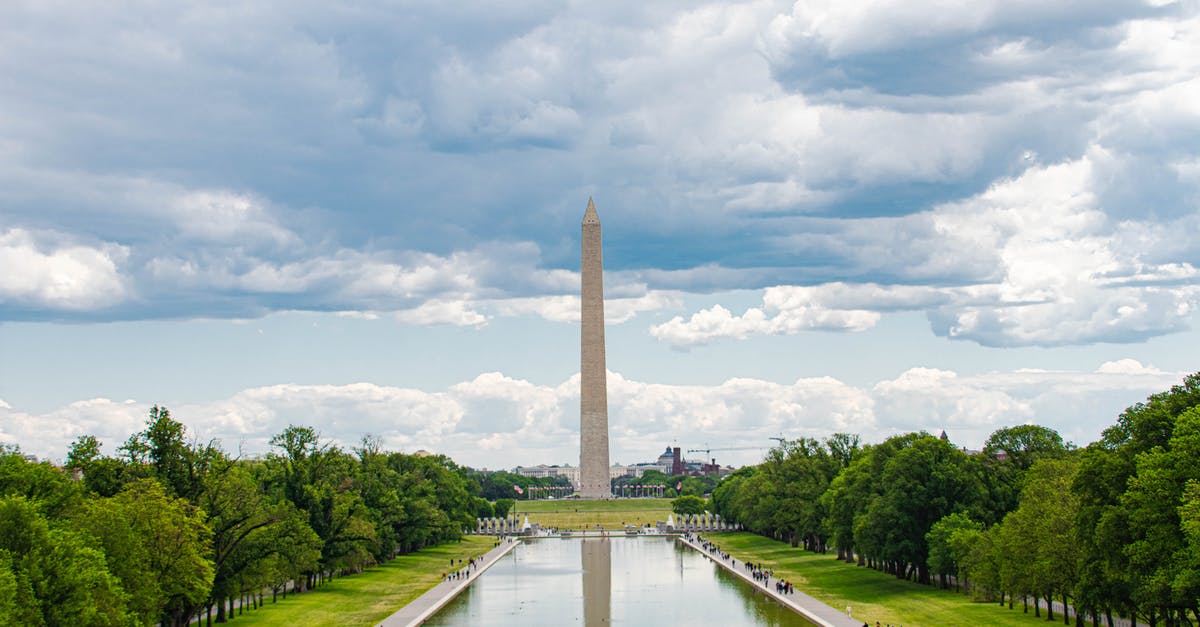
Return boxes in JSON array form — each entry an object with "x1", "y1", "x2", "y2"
[{"x1": 769, "y1": 434, "x2": 787, "y2": 444}]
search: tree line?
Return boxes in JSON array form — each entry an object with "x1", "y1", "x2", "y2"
[
  {"x1": 711, "y1": 373, "x2": 1200, "y2": 627},
  {"x1": 0, "y1": 407, "x2": 492, "y2": 626}
]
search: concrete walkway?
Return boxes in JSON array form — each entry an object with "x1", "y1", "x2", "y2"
[
  {"x1": 677, "y1": 534, "x2": 863, "y2": 627},
  {"x1": 376, "y1": 537, "x2": 520, "y2": 627}
]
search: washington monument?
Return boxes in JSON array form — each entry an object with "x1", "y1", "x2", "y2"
[{"x1": 579, "y1": 197, "x2": 612, "y2": 499}]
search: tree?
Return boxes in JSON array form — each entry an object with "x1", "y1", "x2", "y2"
[
  {"x1": 195, "y1": 458, "x2": 303, "y2": 622},
  {"x1": 1119, "y1": 406, "x2": 1200, "y2": 623},
  {"x1": 995, "y1": 457, "x2": 1081, "y2": 620},
  {"x1": 122, "y1": 406, "x2": 191, "y2": 498},
  {"x1": 66, "y1": 436, "x2": 138, "y2": 497},
  {"x1": 1178, "y1": 480, "x2": 1200, "y2": 624},
  {"x1": 926, "y1": 512, "x2": 983, "y2": 590},
  {"x1": 983, "y1": 425, "x2": 1067, "y2": 471},
  {"x1": 980, "y1": 425, "x2": 1068, "y2": 522},
  {"x1": 65, "y1": 435, "x2": 103, "y2": 473},
  {"x1": 0, "y1": 450, "x2": 81, "y2": 519},
  {"x1": 1073, "y1": 373, "x2": 1200, "y2": 625},
  {"x1": 0, "y1": 550, "x2": 19, "y2": 627},
  {"x1": 859, "y1": 434, "x2": 985, "y2": 584},
  {"x1": 0, "y1": 495, "x2": 130, "y2": 626},
  {"x1": 671, "y1": 495, "x2": 706, "y2": 516},
  {"x1": 73, "y1": 479, "x2": 214, "y2": 627},
  {"x1": 493, "y1": 498, "x2": 514, "y2": 519}
]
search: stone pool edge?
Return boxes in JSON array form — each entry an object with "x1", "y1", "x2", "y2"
[
  {"x1": 376, "y1": 537, "x2": 520, "y2": 627},
  {"x1": 676, "y1": 534, "x2": 863, "y2": 627}
]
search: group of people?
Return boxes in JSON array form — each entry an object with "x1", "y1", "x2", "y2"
[
  {"x1": 745, "y1": 561, "x2": 796, "y2": 595},
  {"x1": 684, "y1": 533, "x2": 798, "y2": 598},
  {"x1": 441, "y1": 555, "x2": 484, "y2": 583}
]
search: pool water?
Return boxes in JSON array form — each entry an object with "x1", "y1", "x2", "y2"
[{"x1": 424, "y1": 536, "x2": 816, "y2": 626}]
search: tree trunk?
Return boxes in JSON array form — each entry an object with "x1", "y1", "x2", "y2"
[
  {"x1": 1063, "y1": 594, "x2": 1070, "y2": 625},
  {"x1": 1045, "y1": 595, "x2": 1053, "y2": 621},
  {"x1": 1035, "y1": 596, "x2": 1040, "y2": 618}
]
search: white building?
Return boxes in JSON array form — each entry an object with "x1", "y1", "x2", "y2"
[{"x1": 516, "y1": 465, "x2": 580, "y2": 485}]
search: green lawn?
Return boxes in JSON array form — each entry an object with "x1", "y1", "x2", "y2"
[
  {"x1": 515, "y1": 498, "x2": 672, "y2": 530},
  {"x1": 714, "y1": 533, "x2": 1084, "y2": 627},
  {"x1": 213, "y1": 536, "x2": 496, "y2": 627}
]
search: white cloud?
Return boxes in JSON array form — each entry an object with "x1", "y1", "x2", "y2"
[
  {"x1": 650, "y1": 283, "x2": 941, "y2": 347},
  {"x1": 394, "y1": 299, "x2": 489, "y2": 327},
  {"x1": 3, "y1": 362, "x2": 1183, "y2": 468},
  {"x1": 658, "y1": 149, "x2": 1200, "y2": 348},
  {"x1": 0, "y1": 229, "x2": 129, "y2": 310}
]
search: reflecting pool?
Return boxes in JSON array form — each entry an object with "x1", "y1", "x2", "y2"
[{"x1": 424, "y1": 537, "x2": 816, "y2": 626}]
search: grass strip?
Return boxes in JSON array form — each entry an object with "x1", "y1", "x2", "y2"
[
  {"x1": 714, "y1": 532, "x2": 1087, "y2": 627},
  {"x1": 515, "y1": 497, "x2": 673, "y2": 530},
  {"x1": 217, "y1": 535, "x2": 496, "y2": 627}
]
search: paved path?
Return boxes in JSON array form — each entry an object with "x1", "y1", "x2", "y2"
[
  {"x1": 677, "y1": 534, "x2": 863, "y2": 627},
  {"x1": 376, "y1": 537, "x2": 520, "y2": 627}
]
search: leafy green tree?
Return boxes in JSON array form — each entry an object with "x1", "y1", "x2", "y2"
[
  {"x1": 638, "y1": 470, "x2": 668, "y2": 486},
  {"x1": 671, "y1": 495, "x2": 706, "y2": 515},
  {"x1": 825, "y1": 433, "x2": 931, "y2": 566},
  {"x1": 822, "y1": 445, "x2": 875, "y2": 562},
  {"x1": 493, "y1": 498, "x2": 514, "y2": 519},
  {"x1": 122, "y1": 406, "x2": 193, "y2": 498},
  {"x1": 0, "y1": 495, "x2": 130, "y2": 626},
  {"x1": 195, "y1": 458, "x2": 307, "y2": 622},
  {"x1": 0, "y1": 450, "x2": 81, "y2": 519},
  {"x1": 65, "y1": 435, "x2": 103, "y2": 472},
  {"x1": 860, "y1": 434, "x2": 985, "y2": 583},
  {"x1": 73, "y1": 479, "x2": 214, "y2": 626},
  {"x1": 995, "y1": 456, "x2": 1081, "y2": 620},
  {"x1": 66, "y1": 436, "x2": 139, "y2": 497},
  {"x1": 1073, "y1": 373, "x2": 1200, "y2": 625},
  {"x1": 960, "y1": 524, "x2": 1002, "y2": 602},
  {"x1": 926, "y1": 512, "x2": 983, "y2": 590},
  {"x1": 1120, "y1": 406, "x2": 1200, "y2": 622},
  {"x1": 0, "y1": 550, "x2": 19, "y2": 627},
  {"x1": 1178, "y1": 479, "x2": 1200, "y2": 624},
  {"x1": 674, "y1": 476, "x2": 708, "y2": 497},
  {"x1": 709, "y1": 466, "x2": 753, "y2": 523},
  {"x1": 980, "y1": 424, "x2": 1067, "y2": 522},
  {"x1": 983, "y1": 425, "x2": 1067, "y2": 471},
  {"x1": 767, "y1": 437, "x2": 841, "y2": 551}
]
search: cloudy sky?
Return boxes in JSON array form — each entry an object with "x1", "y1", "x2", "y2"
[{"x1": 2, "y1": 0, "x2": 1198, "y2": 470}]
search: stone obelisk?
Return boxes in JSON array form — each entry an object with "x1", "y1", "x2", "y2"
[{"x1": 579, "y1": 197, "x2": 611, "y2": 499}]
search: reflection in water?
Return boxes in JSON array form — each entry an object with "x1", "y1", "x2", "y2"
[
  {"x1": 425, "y1": 537, "x2": 814, "y2": 626},
  {"x1": 581, "y1": 539, "x2": 611, "y2": 625}
]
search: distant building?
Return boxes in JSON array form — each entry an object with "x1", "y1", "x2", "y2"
[
  {"x1": 516, "y1": 464, "x2": 580, "y2": 486},
  {"x1": 655, "y1": 446, "x2": 685, "y2": 475},
  {"x1": 517, "y1": 443, "x2": 738, "y2": 490},
  {"x1": 516, "y1": 464, "x2": 665, "y2": 489}
]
